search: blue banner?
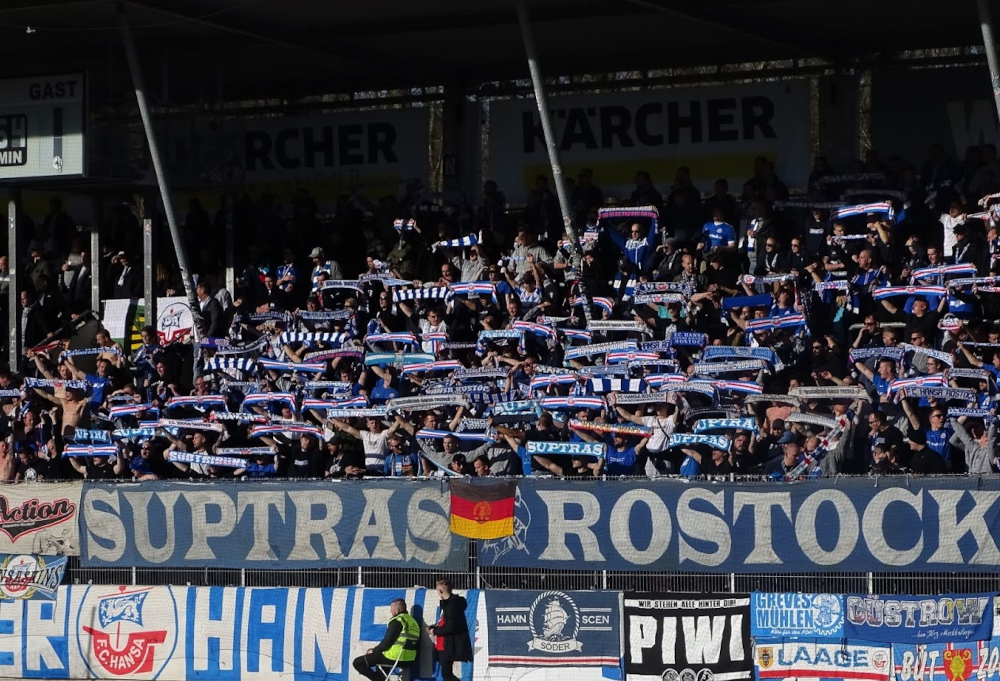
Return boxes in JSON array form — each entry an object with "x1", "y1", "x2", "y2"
[
  {"x1": 484, "y1": 590, "x2": 621, "y2": 669},
  {"x1": 751, "y1": 592, "x2": 845, "y2": 638},
  {"x1": 755, "y1": 641, "x2": 891, "y2": 681},
  {"x1": 478, "y1": 478, "x2": 1000, "y2": 573},
  {"x1": 78, "y1": 481, "x2": 465, "y2": 569},
  {"x1": 2, "y1": 585, "x2": 470, "y2": 680},
  {"x1": 0, "y1": 554, "x2": 66, "y2": 600},
  {"x1": 891, "y1": 637, "x2": 1000, "y2": 680},
  {"x1": 845, "y1": 594, "x2": 994, "y2": 643}
]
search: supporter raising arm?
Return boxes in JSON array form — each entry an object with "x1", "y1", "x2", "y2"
[
  {"x1": 606, "y1": 221, "x2": 659, "y2": 272},
  {"x1": 949, "y1": 415, "x2": 998, "y2": 475}
]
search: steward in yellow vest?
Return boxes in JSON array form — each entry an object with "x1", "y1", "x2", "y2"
[{"x1": 352, "y1": 599, "x2": 421, "y2": 681}]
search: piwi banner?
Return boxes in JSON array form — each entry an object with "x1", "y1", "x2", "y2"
[
  {"x1": 623, "y1": 593, "x2": 751, "y2": 681},
  {"x1": 488, "y1": 81, "x2": 810, "y2": 198},
  {"x1": 750, "y1": 592, "x2": 845, "y2": 639},
  {"x1": 844, "y1": 594, "x2": 995, "y2": 643},
  {"x1": 0, "y1": 554, "x2": 66, "y2": 600},
  {"x1": 483, "y1": 590, "x2": 621, "y2": 669},
  {"x1": 2, "y1": 585, "x2": 469, "y2": 680},
  {"x1": 755, "y1": 641, "x2": 891, "y2": 681},
  {"x1": 78, "y1": 480, "x2": 465, "y2": 570},
  {"x1": 0, "y1": 482, "x2": 80, "y2": 556},
  {"x1": 872, "y1": 66, "x2": 999, "y2": 166},
  {"x1": 477, "y1": 478, "x2": 1000, "y2": 573},
  {"x1": 891, "y1": 637, "x2": 1000, "y2": 681}
]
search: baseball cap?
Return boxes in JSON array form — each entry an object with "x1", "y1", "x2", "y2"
[
  {"x1": 309, "y1": 247, "x2": 324, "y2": 258},
  {"x1": 777, "y1": 431, "x2": 797, "y2": 445}
]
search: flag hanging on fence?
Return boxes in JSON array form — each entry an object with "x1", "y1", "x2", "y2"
[{"x1": 449, "y1": 479, "x2": 518, "y2": 539}]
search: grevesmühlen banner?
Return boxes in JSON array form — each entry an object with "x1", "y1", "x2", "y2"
[
  {"x1": 78, "y1": 481, "x2": 464, "y2": 569},
  {"x1": 478, "y1": 478, "x2": 1000, "y2": 573}
]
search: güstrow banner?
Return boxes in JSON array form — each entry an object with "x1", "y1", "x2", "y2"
[
  {"x1": 488, "y1": 81, "x2": 810, "y2": 198},
  {"x1": 79, "y1": 481, "x2": 465, "y2": 569},
  {"x1": 477, "y1": 478, "x2": 1000, "y2": 573}
]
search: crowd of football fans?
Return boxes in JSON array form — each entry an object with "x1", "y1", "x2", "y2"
[{"x1": 6, "y1": 143, "x2": 1000, "y2": 481}]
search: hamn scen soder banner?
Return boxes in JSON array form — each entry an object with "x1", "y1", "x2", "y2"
[{"x1": 478, "y1": 478, "x2": 1000, "y2": 573}]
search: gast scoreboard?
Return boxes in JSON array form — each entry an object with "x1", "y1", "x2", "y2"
[{"x1": 0, "y1": 73, "x2": 85, "y2": 180}]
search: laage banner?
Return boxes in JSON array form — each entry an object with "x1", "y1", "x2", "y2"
[
  {"x1": 78, "y1": 481, "x2": 465, "y2": 569},
  {"x1": 755, "y1": 641, "x2": 891, "y2": 681},
  {"x1": 478, "y1": 478, "x2": 1000, "y2": 573}
]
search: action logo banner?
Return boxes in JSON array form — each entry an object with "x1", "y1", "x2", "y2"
[
  {"x1": 0, "y1": 554, "x2": 66, "y2": 600},
  {"x1": 0, "y1": 482, "x2": 80, "y2": 556},
  {"x1": 845, "y1": 594, "x2": 993, "y2": 643},
  {"x1": 751, "y1": 592, "x2": 845, "y2": 638},
  {"x1": 755, "y1": 641, "x2": 890, "y2": 681},
  {"x1": 484, "y1": 589, "x2": 620, "y2": 667},
  {"x1": 623, "y1": 593, "x2": 751, "y2": 681}
]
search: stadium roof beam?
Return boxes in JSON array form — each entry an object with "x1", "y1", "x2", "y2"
[
  {"x1": 125, "y1": 0, "x2": 426, "y2": 86},
  {"x1": 620, "y1": 0, "x2": 833, "y2": 62}
]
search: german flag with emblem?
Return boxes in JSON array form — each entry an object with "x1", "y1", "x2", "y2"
[{"x1": 449, "y1": 479, "x2": 518, "y2": 539}]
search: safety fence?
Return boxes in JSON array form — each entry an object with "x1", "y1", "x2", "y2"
[{"x1": 6, "y1": 585, "x2": 1000, "y2": 681}]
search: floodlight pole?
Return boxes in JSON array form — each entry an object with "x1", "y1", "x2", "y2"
[
  {"x1": 118, "y1": 6, "x2": 203, "y2": 337},
  {"x1": 515, "y1": 0, "x2": 592, "y2": 322},
  {"x1": 7, "y1": 194, "x2": 18, "y2": 364},
  {"x1": 978, "y1": 0, "x2": 1000, "y2": 125}
]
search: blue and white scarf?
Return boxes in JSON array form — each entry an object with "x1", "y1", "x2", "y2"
[
  {"x1": 257, "y1": 359, "x2": 326, "y2": 375},
  {"x1": 693, "y1": 418, "x2": 758, "y2": 433},
  {"x1": 433, "y1": 234, "x2": 478, "y2": 251},
  {"x1": 393, "y1": 287, "x2": 452, "y2": 303},
  {"x1": 171, "y1": 451, "x2": 249, "y2": 468},
  {"x1": 203, "y1": 357, "x2": 256, "y2": 373},
  {"x1": 62, "y1": 444, "x2": 118, "y2": 458}
]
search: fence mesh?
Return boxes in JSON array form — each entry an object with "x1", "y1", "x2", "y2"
[{"x1": 61, "y1": 556, "x2": 993, "y2": 596}]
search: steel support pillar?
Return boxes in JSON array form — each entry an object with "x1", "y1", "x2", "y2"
[
  {"x1": 977, "y1": 0, "x2": 1000, "y2": 124},
  {"x1": 7, "y1": 192, "x2": 18, "y2": 363},
  {"x1": 89, "y1": 219, "x2": 101, "y2": 315},
  {"x1": 514, "y1": 0, "x2": 591, "y2": 321},
  {"x1": 225, "y1": 196, "x2": 235, "y2": 296},
  {"x1": 143, "y1": 218, "x2": 156, "y2": 329},
  {"x1": 118, "y1": 5, "x2": 202, "y2": 336}
]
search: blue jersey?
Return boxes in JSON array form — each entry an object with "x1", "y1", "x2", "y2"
[
  {"x1": 924, "y1": 427, "x2": 953, "y2": 463},
  {"x1": 605, "y1": 446, "x2": 638, "y2": 476},
  {"x1": 679, "y1": 455, "x2": 701, "y2": 477},
  {"x1": 701, "y1": 221, "x2": 735, "y2": 249}
]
